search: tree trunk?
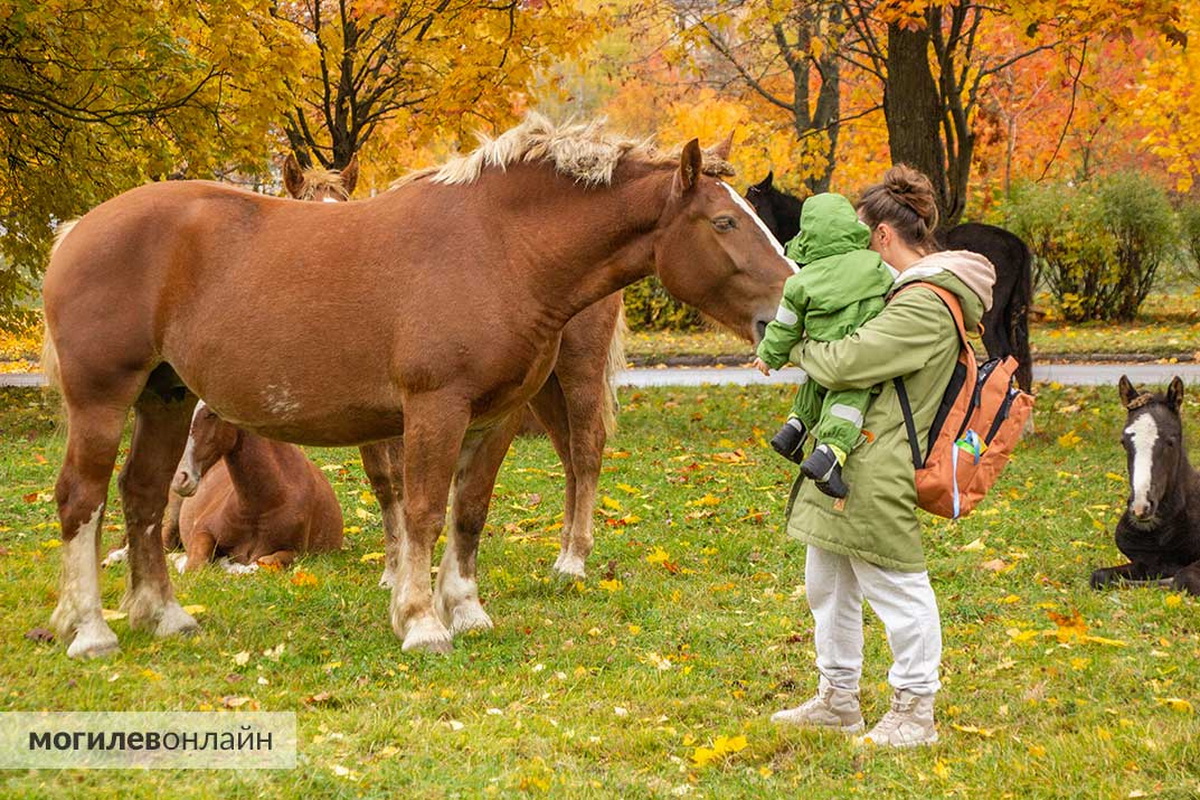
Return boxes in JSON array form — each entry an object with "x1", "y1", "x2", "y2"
[{"x1": 883, "y1": 22, "x2": 953, "y2": 230}]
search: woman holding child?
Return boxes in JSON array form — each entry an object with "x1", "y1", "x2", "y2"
[{"x1": 763, "y1": 166, "x2": 996, "y2": 747}]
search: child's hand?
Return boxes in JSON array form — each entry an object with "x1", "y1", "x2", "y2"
[{"x1": 753, "y1": 357, "x2": 771, "y2": 376}]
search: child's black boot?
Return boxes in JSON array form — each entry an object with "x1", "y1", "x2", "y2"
[
  {"x1": 801, "y1": 444, "x2": 849, "y2": 499},
  {"x1": 770, "y1": 418, "x2": 808, "y2": 464}
]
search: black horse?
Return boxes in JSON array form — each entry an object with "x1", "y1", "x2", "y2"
[
  {"x1": 745, "y1": 172, "x2": 1034, "y2": 392},
  {"x1": 1091, "y1": 376, "x2": 1200, "y2": 595}
]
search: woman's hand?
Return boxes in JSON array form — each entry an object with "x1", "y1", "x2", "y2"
[{"x1": 753, "y1": 357, "x2": 772, "y2": 376}]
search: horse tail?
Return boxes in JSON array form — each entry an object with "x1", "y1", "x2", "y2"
[
  {"x1": 40, "y1": 220, "x2": 78, "y2": 392},
  {"x1": 602, "y1": 300, "x2": 627, "y2": 437}
]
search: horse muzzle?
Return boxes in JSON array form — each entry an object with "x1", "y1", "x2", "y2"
[{"x1": 172, "y1": 469, "x2": 200, "y2": 498}]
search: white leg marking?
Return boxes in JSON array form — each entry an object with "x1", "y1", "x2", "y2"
[
  {"x1": 50, "y1": 504, "x2": 120, "y2": 659},
  {"x1": 101, "y1": 545, "x2": 128, "y2": 568},
  {"x1": 123, "y1": 525, "x2": 199, "y2": 637},
  {"x1": 435, "y1": 546, "x2": 493, "y2": 636},
  {"x1": 1126, "y1": 413, "x2": 1158, "y2": 516}
]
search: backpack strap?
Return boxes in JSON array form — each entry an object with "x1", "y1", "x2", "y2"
[{"x1": 889, "y1": 281, "x2": 974, "y2": 469}]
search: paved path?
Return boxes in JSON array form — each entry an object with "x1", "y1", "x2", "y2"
[
  {"x1": 7, "y1": 362, "x2": 1200, "y2": 390},
  {"x1": 616, "y1": 363, "x2": 1200, "y2": 388}
]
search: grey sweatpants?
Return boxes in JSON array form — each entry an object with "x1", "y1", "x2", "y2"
[{"x1": 804, "y1": 544, "x2": 942, "y2": 695}]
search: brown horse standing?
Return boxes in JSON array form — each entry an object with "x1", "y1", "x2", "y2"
[
  {"x1": 283, "y1": 153, "x2": 628, "y2": 587},
  {"x1": 170, "y1": 401, "x2": 344, "y2": 570},
  {"x1": 42, "y1": 115, "x2": 794, "y2": 658}
]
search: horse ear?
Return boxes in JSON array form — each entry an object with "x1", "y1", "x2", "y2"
[
  {"x1": 283, "y1": 154, "x2": 305, "y2": 199},
  {"x1": 1118, "y1": 375, "x2": 1139, "y2": 409},
  {"x1": 763, "y1": 170, "x2": 774, "y2": 189},
  {"x1": 679, "y1": 139, "x2": 702, "y2": 194},
  {"x1": 1168, "y1": 376, "x2": 1185, "y2": 411},
  {"x1": 710, "y1": 131, "x2": 734, "y2": 161},
  {"x1": 340, "y1": 155, "x2": 359, "y2": 196}
]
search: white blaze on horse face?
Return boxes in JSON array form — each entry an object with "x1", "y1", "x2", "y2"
[
  {"x1": 321, "y1": 197, "x2": 340, "y2": 204},
  {"x1": 720, "y1": 183, "x2": 800, "y2": 274},
  {"x1": 176, "y1": 400, "x2": 206, "y2": 493},
  {"x1": 1126, "y1": 412, "x2": 1159, "y2": 517}
]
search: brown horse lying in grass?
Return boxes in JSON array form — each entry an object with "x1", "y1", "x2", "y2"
[
  {"x1": 1091, "y1": 376, "x2": 1200, "y2": 594},
  {"x1": 165, "y1": 401, "x2": 343, "y2": 571},
  {"x1": 283, "y1": 157, "x2": 627, "y2": 586},
  {"x1": 43, "y1": 113, "x2": 794, "y2": 658}
]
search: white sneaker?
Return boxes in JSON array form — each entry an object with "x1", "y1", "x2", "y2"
[
  {"x1": 771, "y1": 682, "x2": 864, "y2": 733},
  {"x1": 857, "y1": 689, "x2": 938, "y2": 748}
]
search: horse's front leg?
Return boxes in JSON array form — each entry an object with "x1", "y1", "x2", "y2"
[
  {"x1": 360, "y1": 438, "x2": 405, "y2": 588},
  {"x1": 1090, "y1": 560, "x2": 1169, "y2": 589},
  {"x1": 392, "y1": 398, "x2": 469, "y2": 653},
  {"x1": 1173, "y1": 561, "x2": 1200, "y2": 595},
  {"x1": 436, "y1": 415, "x2": 521, "y2": 636}
]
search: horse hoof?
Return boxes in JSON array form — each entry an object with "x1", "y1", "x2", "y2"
[
  {"x1": 553, "y1": 554, "x2": 587, "y2": 580},
  {"x1": 101, "y1": 546, "x2": 128, "y2": 568},
  {"x1": 154, "y1": 603, "x2": 200, "y2": 638},
  {"x1": 401, "y1": 618, "x2": 453, "y2": 654},
  {"x1": 66, "y1": 620, "x2": 120, "y2": 660},
  {"x1": 449, "y1": 603, "x2": 494, "y2": 636}
]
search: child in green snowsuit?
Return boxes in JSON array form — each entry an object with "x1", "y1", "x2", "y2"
[{"x1": 753, "y1": 192, "x2": 897, "y2": 498}]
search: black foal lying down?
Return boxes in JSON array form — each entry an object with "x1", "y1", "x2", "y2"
[{"x1": 1091, "y1": 376, "x2": 1200, "y2": 594}]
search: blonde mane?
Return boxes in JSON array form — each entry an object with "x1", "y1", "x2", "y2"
[
  {"x1": 296, "y1": 167, "x2": 351, "y2": 200},
  {"x1": 392, "y1": 113, "x2": 734, "y2": 190}
]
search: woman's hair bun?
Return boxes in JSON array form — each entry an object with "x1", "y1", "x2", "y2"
[{"x1": 882, "y1": 164, "x2": 938, "y2": 232}]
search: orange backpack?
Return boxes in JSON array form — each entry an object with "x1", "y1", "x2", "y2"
[{"x1": 893, "y1": 282, "x2": 1034, "y2": 519}]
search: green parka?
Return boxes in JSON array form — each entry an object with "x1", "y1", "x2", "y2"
[{"x1": 785, "y1": 251, "x2": 997, "y2": 572}]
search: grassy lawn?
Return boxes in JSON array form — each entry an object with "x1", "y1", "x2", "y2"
[{"x1": 1, "y1": 383, "x2": 1198, "y2": 798}]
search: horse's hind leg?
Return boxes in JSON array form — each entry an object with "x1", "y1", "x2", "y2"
[
  {"x1": 528, "y1": 375, "x2": 578, "y2": 577},
  {"x1": 361, "y1": 438, "x2": 406, "y2": 589},
  {"x1": 435, "y1": 415, "x2": 521, "y2": 636},
  {"x1": 118, "y1": 391, "x2": 199, "y2": 637},
  {"x1": 50, "y1": 403, "x2": 130, "y2": 658}
]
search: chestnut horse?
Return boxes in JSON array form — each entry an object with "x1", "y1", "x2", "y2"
[
  {"x1": 282, "y1": 157, "x2": 627, "y2": 587},
  {"x1": 42, "y1": 114, "x2": 795, "y2": 658},
  {"x1": 169, "y1": 401, "x2": 344, "y2": 571}
]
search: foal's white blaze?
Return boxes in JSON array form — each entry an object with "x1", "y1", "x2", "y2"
[
  {"x1": 720, "y1": 183, "x2": 800, "y2": 273},
  {"x1": 176, "y1": 400, "x2": 206, "y2": 491},
  {"x1": 1126, "y1": 413, "x2": 1159, "y2": 517},
  {"x1": 321, "y1": 196, "x2": 340, "y2": 204}
]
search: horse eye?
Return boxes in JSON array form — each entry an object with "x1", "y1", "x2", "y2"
[{"x1": 713, "y1": 216, "x2": 737, "y2": 232}]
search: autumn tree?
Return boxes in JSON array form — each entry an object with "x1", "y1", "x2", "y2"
[
  {"x1": 274, "y1": 0, "x2": 606, "y2": 175},
  {"x1": 0, "y1": 0, "x2": 304, "y2": 323},
  {"x1": 847, "y1": 0, "x2": 1186, "y2": 229},
  {"x1": 667, "y1": 0, "x2": 863, "y2": 193}
]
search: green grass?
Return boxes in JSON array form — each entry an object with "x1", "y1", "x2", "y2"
[{"x1": 1, "y1": 384, "x2": 1199, "y2": 798}]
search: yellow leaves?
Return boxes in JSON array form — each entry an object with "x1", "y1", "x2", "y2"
[
  {"x1": 233, "y1": 651, "x2": 251, "y2": 666},
  {"x1": 598, "y1": 579, "x2": 623, "y2": 592},
  {"x1": 710, "y1": 450, "x2": 747, "y2": 464},
  {"x1": 291, "y1": 570, "x2": 318, "y2": 587},
  {"x1": 600, "y1": 496, "x2": 622, "y2": 511},
  {"x1": 646, "y1": 547, "x2": 671, "y2": 565},
  {"x1": 1158, "y1": 698, "x2": 1194, "y2": 714},
  {"x1": 1057, "y1": 430, "x2": 1083, "y2": 448},
  {"x1": 1164, "y1": 593, "x2": 1183, "y2": 608},
  {"x1": 1106, "y1": 472, "x2": 1127, "y2": 483},
  {"x1": 642, "y1": 651, "x2": 673, "y2": 671},
  {"x1": 101, "y1": 609, "x2": 126, "y2": 621},
  {"x1": 687, "y1": 494, "x2": 722, "y2": 507},
  {"x1": 360, "y1": 552, "x2": 385, "y2": 564},
  {"x1": 1010, "y1": 609, "x2": 1128, "y2": 647},
  {"x1": 180, "y1": 604, "x2": 206, "y2": 615},
  {"x1": 932, "y1": 759, "x2": 951, "y2": 779},
  {"x1": 690, "y1": 734, "x2": 747, "y2": 768},
  {"x1": 949, "y1": 723, "x2": 996, "y2": 738}
]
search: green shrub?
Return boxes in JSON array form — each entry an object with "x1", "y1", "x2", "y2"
[
  {"x1": 622, "y1": 276, "x2": 704, "y2": 332},
  {"x1": 1008, "y1": 174, "x2": 1176, "y2": 322},
  {"x1": 1180, "y1": 198, "x2": 1200, "y2": 279}
]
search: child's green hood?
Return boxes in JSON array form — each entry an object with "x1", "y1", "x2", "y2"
[{"x1": 785, "y1": 193, "x2": 872, "y2": 264}]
